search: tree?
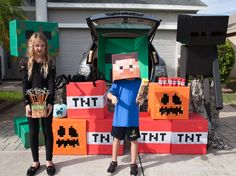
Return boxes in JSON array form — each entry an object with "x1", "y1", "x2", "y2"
[{"x1": 0, "y1": 0, "x2": 26, "y2": 50}]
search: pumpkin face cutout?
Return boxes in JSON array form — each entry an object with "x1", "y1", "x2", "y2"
[
  {"x1": 52, "y1": 119, "x2": 87, "y2": 155},
  {"x1": 53, "y1": 104, "x2": 67, "y2": 118},
  {"x1": 57, "y1": 126, "x2": 78, "y2": 147},
  {"x1": 148, "y1": 84, "x2": 190, "y2": 120},
  {"x1": 159, "y1": 93, "x2": 183, "y2": 115}
]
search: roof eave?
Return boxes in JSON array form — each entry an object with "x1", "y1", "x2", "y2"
[{"x1": 47, "y1": 2, "x2": 207, "y2": 11}]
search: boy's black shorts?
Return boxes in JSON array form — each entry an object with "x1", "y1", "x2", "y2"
[{"x1": 111, "y1": 126, "x2": 140, "y2": 141}]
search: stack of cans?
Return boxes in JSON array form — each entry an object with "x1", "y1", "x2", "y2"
[{"x1": 158, "y1": 77, "x2": 185, "y2": 86}]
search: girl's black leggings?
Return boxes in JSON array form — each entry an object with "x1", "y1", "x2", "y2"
[{"x1": 27, "y1": 115, "x2": 53, "y2": 162}]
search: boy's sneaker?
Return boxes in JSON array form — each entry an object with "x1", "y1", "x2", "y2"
[
  {"x1": 130, "y1": 164, "x2": 138, "y2": 176},
  {"x1": 107, "y1": 161, "x2": 118, "y2": 175}
]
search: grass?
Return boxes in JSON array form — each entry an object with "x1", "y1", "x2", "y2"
[
  {"x1": 0, "y1": 91, "x2": 23, "y2": 102},
  {"x1": 222, "y1": 79, "x2": 236, "y2": 106},
  {"x1": 223, "y1": 93, "x2": 236, "y2": 105}
]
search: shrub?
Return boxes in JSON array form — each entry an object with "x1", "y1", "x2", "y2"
[{"x1": 218, "y1": 40, "x2": 235, "y2": 83}]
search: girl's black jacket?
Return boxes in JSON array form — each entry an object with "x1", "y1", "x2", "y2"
[{"x1": 19, "y1": 59, "x2": 56, "y2": 106}]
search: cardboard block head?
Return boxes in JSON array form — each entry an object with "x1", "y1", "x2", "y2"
[
  {"x1": 9, "y1": 20, "x2": 59, "y2": 57},
  {"x1": 112, "y1": 52, "x2": 140, "y2": 81},
  {"x1": 53, "y1": 104, "x2": 67, "y2": 118}
]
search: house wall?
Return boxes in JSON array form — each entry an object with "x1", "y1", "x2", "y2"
[{"x1": 57, "y1": 29, "x2": 92, "y2": 76}]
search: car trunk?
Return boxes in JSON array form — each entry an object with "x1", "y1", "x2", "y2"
[{"x1": 86, "y1": 12, "x2": 161, "y2": 81}]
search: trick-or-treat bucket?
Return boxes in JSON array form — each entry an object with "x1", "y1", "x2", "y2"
[{"x1": 31, "y1": 102, "x2": 47, "y2": 118}]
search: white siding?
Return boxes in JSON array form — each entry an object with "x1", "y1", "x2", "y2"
[
  {"x1": 153, "y1": 30, "x2": 178, "y2": 77},
  {"x1": 56, "y1": 29, "x2": 91, "y2": 76}
]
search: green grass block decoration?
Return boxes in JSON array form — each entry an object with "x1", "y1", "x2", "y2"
[
  {"x1": 9, "y1": 20, "x2": 59, "y2": 57},
  {"x1": 20, "y1": 124, "x2": 45, "y2": 149},
  {"x1": 14, "y1": 116, "x2": 28, "y2": 137}
]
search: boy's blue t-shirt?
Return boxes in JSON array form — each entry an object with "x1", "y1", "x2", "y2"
[{"x1": 109, "y1": 79, "x2": 141, "y2": 127}]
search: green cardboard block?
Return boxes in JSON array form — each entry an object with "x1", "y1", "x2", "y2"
[
  {"x1": 14, "y1": 116, "x2": 28, "y2": 137},
  {"x1": 97, "y1": 34, "x2": 148, "y2": 81},
  {"x1": 20, "y1": 124, "x2": 45, "y2": 149},
  {"x1": 9, "y1": 20, "x2": 59, "y2": 57}
]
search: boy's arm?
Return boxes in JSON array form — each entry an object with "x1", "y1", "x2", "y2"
[{"x1": 107, "y1": 92, "x2": 118, "y2": 105}]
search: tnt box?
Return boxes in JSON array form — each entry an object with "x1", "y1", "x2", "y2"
[
  {"x1": 87, "y1": 112, "x2": 124, "y2": 155},
  {"x1": 138, "y1": 112, "x2": 172, "y2": 154},
  {"x1": 171, "y1": 113, "x2": 208, "y2": 154},
  {"x1": 148, "y1": 83, "x2": 190, "y2": 120},
  {"x1": 52, "y1": 118, "x2": 87, "y2": 155},
  {"x1": 66, "y1": 80, "x2": 108, "y2": 119}
]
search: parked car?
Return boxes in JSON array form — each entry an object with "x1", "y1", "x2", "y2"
[{"x1": 78, "y1": 11, "x2": 167, "y2": 82}]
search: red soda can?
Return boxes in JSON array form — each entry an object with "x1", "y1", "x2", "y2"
[
  {"x1": 177, "y1": 77, "x2": 181, "y2": 86},
  {"x1": 168, "y1": 77, "x2": 172, "y2": 86},
  {"x1": 163, "y1": 77, "x2": 167, "y2": 86},
  {"x1": 158, "y1": 77, "x2": 163, "y2": 86},
  {"x1": 181, "y1": 78, "x2": 185, "y2": 86},
  {"x1": 172, "y1": 77, "x2": 177, "y2": 86}
]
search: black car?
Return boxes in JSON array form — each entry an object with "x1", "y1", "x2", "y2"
[{"x1": 78, "y1": 11, "x2": 167, "y2": 82}]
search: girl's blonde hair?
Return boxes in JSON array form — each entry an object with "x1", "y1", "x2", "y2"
[{"x1": 27, "y1": 32, "x2": 52, "y2": 80}]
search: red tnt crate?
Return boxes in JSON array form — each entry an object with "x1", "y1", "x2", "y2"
[
  {"x1": 87, "y1": 112, "x2": 124, "y2": 155},
  {"x1": 138, "y1": 112, "x2": 172, "y2": 154},
  {"x1": 66, "y1": 80, "x2": 108, "y2": 119},
  {"x1": 171, "y1": 113, "x2": 208, "y2": 155}
]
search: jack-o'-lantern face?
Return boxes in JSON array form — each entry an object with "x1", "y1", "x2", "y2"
[
  {"x1": 159, "y1": 93, "x2": 183, "y2": 115},
  {"x1": 52, "y1": 119, "x2": 87, "y2": 155},
  {"x1": 148, "y1": 84, "x2": 190, "y2": 120},
  {"x1": 57, "y1": 126, "x2": 79, "y2": 147}
]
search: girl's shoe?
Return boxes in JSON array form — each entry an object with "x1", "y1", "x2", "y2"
[
  {"x1": 26, "y1": 163, "x2": 40, "y2": 176},
  {"x1": 46, "y1": 164, "x2": 56, "y2": 176}
]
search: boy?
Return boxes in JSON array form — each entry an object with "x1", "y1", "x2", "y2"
[{"x1": 107, "y1": 52, "x2": 142, "y2": 176}]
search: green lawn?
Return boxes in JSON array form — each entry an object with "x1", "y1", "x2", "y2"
[
  {"x1": 223, "y1": 79, "x2": 236, "y2": 106},
  {"x1": 0, "y1": 91, "x2": 23, "y2": 102},
  {"x1": 223, "y1": 92, "x2": 236, "y2": 105}
]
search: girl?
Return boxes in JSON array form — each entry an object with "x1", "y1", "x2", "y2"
[{"x1": 21, "y1": 32, "x2": 56, "y2": 176}]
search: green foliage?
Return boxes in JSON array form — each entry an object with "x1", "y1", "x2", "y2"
[
  {"x1": 218, "y1": 40, "x2": 235, "y2": 83},
  {"x1": 0, "y1": 91, "x2": 23, "y2": 102},
  {"x1": 0, "y1": 0, "x2": 26, "y2": 49}
]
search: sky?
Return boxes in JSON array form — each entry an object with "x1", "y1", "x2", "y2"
[{"x1": 198, "y1": 0, "x2": 236, "y2": 15}]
